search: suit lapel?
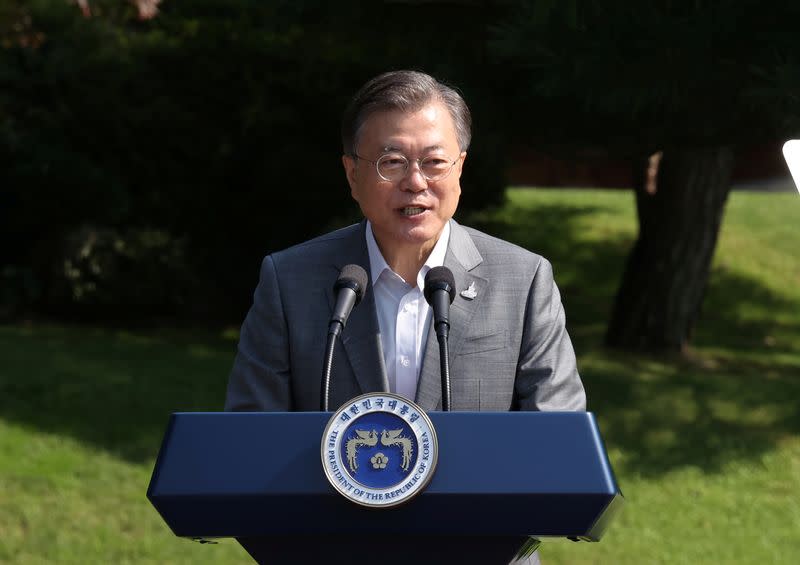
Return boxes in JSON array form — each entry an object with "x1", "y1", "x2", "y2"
[
  {"x1": 416, "y1": 221, "x2": 486, "y2": 411},
  {"x1": 326, "y1": 222, "x2": 389, "y2": 397}
]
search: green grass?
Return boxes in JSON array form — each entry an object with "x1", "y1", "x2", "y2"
[
  {"x1": 2, "y1": 189, "x2": 799, "y2": 563},
  {"x1": 0, "y1": 327, "x2": 251, "y2": 564}
]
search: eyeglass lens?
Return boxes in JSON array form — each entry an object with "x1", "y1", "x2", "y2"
[{"x1": 376, "y1": 154, "x2": 454, "y2": 181}]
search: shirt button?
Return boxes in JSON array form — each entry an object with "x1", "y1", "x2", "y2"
[{"x1": 401, "y1": 357, "x2": 410, "y2": 367}]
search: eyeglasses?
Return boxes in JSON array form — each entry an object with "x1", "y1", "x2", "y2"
[{"x1": 352, "y1": 152, "x2": 461, "y2": 182}]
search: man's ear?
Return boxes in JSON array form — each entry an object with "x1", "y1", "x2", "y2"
[
  {"x1": 342, "y1": 154, "x2": 358, "y2": 195},
  {"x1": 455, "y1": 151, "x2": 467, "y2": 179}
]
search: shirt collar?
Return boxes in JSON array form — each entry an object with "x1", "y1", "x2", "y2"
[{"x1": 365, "y1": 220, "x2": 451, "y2": 288}]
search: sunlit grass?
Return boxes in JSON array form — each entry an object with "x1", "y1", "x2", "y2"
[
  {"x1": 0, "y1": 327, "x2": 249, "y2": 564},
  {"x1": 2, "y1": 189, "x2": 799, "y2": 563},
  {"x1": 470, "y1": 189, "x2": 800, "y2": 563}
]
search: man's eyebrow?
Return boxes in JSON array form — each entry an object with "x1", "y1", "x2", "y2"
[{"x1": 381, "y1": 144, "x2": 446, "y2": 153}]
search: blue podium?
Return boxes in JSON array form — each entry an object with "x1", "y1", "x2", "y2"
[{"x1": 147, "y1": 411, "x2": 623, "y2": 563}]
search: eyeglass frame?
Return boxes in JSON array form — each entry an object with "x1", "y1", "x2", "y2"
[{"x1": 350, "y1": 151, "x2": 463, "y2": 182}]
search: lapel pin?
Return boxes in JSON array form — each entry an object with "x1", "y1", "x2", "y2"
[{"x1": 460, "y1": 282, "x2": 477, "y2": 300}]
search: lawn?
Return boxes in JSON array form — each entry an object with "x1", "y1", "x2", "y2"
[{"x1": 2, "y1": 189, "x2": 799, "y2": 564}]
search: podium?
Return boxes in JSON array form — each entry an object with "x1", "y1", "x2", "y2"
[{"x1": 147, "y1": 411, "x2": 623, "y2": 564}]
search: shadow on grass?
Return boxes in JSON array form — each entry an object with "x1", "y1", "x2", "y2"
[
  {"x1": 584, "y1": 352, "x2": 800, "y2": 477},
  {"x1": 0, "y1": 197, "x2": 798, "y2": 477},
  {"x1": 470, "y1": 199, "x2": 800, "y2": 477},
  {"x1": 0, "y1": 325, "x2": 235, "y2": 463}
]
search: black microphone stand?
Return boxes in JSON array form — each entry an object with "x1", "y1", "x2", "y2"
[
  {"x1": 435, "y1": 322, "x2": 452, "y2": 412},
  {"x1": 320, "y1": 324, "x2": 339, "y2": 412}
]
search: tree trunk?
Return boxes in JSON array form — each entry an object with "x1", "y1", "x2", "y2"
[{"x1": 605, "y1": 146, "x2": 735, "y2": 352}]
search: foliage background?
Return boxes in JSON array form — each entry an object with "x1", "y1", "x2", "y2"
[
  {"x1": 3, "y1": 1, "x2": 798, "y2": 329},
  {"x1": 1, "y1": 0, "x2": 513, "y2": 323}
]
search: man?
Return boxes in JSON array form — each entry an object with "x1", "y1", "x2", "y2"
[
  {"x1": 225, "y1": 69, "x2": 584, "y2": 565},
  {"x1": 225, "y1": 70, "x2": 584, "y2": 414}
]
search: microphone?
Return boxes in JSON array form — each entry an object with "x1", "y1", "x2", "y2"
[
  {"x1": 329, "y1": 264, "x2": 369, "y2": 337},
  {"x1": 424, "y1": 266, "x2": 456, "y2": 338},
  {"x1": 321, "y1": 264, "x2": 368, "y2": 411},
  {"x1": 424, "y1": 266, "x2": 456, "y2": 411}
]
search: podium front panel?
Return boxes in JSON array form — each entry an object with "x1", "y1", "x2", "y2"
[{"x1": 148, "y1": 412, "x2": 623, "y2": 540}]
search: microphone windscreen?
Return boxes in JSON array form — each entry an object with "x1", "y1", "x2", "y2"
[
  {"x1": 424, "y1": 266, "x2": 456, "y2": 304},
  {"x1": 336, "y1": 264, "x2": 369, "y2": 304}
]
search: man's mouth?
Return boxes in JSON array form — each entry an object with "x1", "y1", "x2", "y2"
[{"x1": 400, "y1": 207, "x2": 426, "y2": 216}]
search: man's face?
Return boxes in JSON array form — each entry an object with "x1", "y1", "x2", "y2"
[{"x1": 343, "y1": 101, "x2": 465, "y2": 258}]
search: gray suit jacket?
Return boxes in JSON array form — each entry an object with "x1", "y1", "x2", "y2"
[{"x1": 225, "y1": 220, "x2": 585, "y2": 413}]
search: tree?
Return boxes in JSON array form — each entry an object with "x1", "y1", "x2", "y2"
[
  {"x1": 491, "y1": 0, "x2": 800, "y2": 352},
  {"x1": 0, "y1": 0, "x2": 514, "y2": 322}
]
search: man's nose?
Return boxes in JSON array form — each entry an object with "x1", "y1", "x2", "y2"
[{"x1": 400, "y1": 161, "x2": 428, "y2": 192}]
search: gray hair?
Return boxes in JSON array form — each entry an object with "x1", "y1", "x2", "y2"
[{"x1": 341, "y1": 70, "x2": 472, "y2": 156}]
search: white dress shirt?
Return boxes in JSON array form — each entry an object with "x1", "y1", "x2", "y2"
[{"x1": 365, "y1": 221, "x2": 450, "y2": 401}]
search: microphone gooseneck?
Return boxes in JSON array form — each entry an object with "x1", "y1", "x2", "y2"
[
  {"x1": 424, "y1": 266, "x2": 456, "y2": 411},
  {"x1": 321, "y1": 264, "x2": 368, "y2": 411}
]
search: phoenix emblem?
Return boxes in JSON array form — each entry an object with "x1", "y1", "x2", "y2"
[
  {"x1": 345, "y1": 430, "x2": 378, "y2": 472},
  {"x1": 344, "y1": 428, "x2": 414, "y2": 472},
  {"x1": 381, "y1": 429, "x2": 414, "y2": 471}
]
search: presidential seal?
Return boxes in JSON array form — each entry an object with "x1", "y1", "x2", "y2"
[{"x1": 321, "y1": 392, "x2": 438, "y2": 508}]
